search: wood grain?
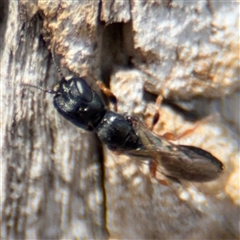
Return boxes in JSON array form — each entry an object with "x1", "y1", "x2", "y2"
[{"x1": 1, "y1": 0, "x2": 239, "y2": 239}]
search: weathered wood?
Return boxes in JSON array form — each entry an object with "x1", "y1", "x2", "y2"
[{"x1": 1, "y1": 0, "x2": 239, "y2": 239}]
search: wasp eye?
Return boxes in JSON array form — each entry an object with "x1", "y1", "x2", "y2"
[{"x1": 70, "y1": 78, "x2": 93, "y2": 102}]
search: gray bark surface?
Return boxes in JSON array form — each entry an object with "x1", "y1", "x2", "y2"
[{"x1": 1, "y1": 1, "x2": 239, "y2": 239}]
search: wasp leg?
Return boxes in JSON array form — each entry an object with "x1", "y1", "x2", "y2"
[
  {"x1": 162, "y1": 114, "x2": 215, "y2": 141},
  {"x1": 162, "y1": 126, "x2": 200, "y2": 141},
  {"x1": 149, "y1": 160, "x2": 170, "y2": 186},
  {"x1": 150, "y1": 95, "x2": 163, "y2": 131},
  {"x1": 96, "y1": 81, "x2": 118, "y2": 112},
  {"x1": 89, "y1": 73, "x2": 118, "y2": 112}
]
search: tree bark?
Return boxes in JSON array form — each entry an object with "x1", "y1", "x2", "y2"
[{"x1": 1, "y1": 0, "x2": 239, "y2": 239}]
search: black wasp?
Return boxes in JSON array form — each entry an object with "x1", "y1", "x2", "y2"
[{"x1": 24, "y1": 49, "x2": 224, "y2": 184}]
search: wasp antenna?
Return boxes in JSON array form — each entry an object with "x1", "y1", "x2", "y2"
[
  {"x1": 51, "y1": 41, "x2": 65, "y2": 79},
  {"x1": 21, "y1": 83, "x2": 56, "y2": 94}
]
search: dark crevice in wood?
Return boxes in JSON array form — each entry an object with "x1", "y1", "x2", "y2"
[{"x1": 95, "y1": 136, "x2": 110, "y2": 237}]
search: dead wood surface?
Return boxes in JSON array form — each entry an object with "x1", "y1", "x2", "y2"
[{"x1": 1, "y1": 1, "x2": 239, "y2": 239}]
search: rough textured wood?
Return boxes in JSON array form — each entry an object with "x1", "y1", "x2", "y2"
[
  {"x1": 2, "y1": 1, "x2": 107, "y2": 239},
  {"x1": 130, "y1": 1, "x2": 239, "y2": 100},
  {"x1": 101, "y1": 0, "x2": 131, "y2": 23},
  {"x1": 1, "y1": 0, "x2": 239, "y2": 239}
]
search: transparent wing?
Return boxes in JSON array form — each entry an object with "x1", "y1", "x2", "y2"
[{"x1": 124, "y1": 116, "x2": 224, "y2": 182}]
